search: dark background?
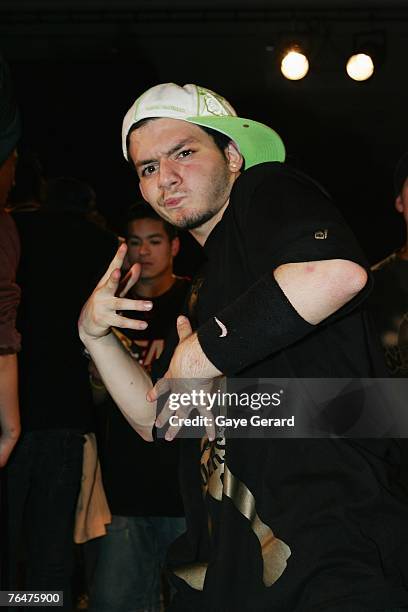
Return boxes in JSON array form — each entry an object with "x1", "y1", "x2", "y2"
[{"x1": 1, "y1": 0, "x2": 407, "y2": 266}]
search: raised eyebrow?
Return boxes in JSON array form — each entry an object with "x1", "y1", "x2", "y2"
[
  {"x1": 166, "y1": 138, "x2": 197, "y2": 157},
  {"x1": 136, "y1": 138, "x2": 198, "y2": 169}
]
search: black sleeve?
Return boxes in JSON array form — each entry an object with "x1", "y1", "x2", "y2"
[
  {"x1": 236, "y1": 163, "x2": 369, "y2": 273},
  {"x1": 236, "y1": 163, "x2": 373, "y2": 316}
]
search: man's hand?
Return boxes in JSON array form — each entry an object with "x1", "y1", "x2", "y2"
[
  {"x1": 78, "y1": 243, "x2": 153, "y2": 344},
  {"x1": 150, "y1": 316, "x2": 222, "y2": 382},
  {"x1": 147, "y1": 316, "x2": 222, "y2": 441}
]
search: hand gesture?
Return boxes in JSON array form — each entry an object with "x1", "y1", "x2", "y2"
[
  {"x1": 78, "y1": 243, "x2": 153, "y2": 343},
  {"x1": 147, "y1": 316, "x2": 221, "y2": 441}
]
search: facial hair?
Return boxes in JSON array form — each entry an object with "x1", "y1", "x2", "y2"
[{"x1": 168, "y1": 158, "x2": 232, "y2": 231}]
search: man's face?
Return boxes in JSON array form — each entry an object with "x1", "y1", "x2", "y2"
[
  {"x1": 126, "y1": 217, "x2": 179, "y2": 282},
  {"x1": 128, "y1": 118, "x2": 241, "y2": 234},
  {"x1": 396, "y1": 177, "x2": 408, "y2": 225}
]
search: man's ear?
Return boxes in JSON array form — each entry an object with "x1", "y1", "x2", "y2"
[
  {"x1": 225, "y1": 141, "x2": 244, "y2": 173},
  {"x1": 171, "y1": 236, "x2": 180, "y2": 258}
]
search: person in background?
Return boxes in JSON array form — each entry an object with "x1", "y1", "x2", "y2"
[
  {"x1": 89, "y1": 202, "x2": 188, "y2": 612},
  {"x1": 0, "y1": 52, "x2": 21, "y2": 469},
  {"x1": 4, "y1": 177, "x2": 118, "y2": 610},
  {"x1": 368, "y1": 152, "x2": 408, "y2": 377}
]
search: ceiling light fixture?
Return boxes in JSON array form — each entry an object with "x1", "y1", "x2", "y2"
[{"x1": 280, "y1": 45, "x2": 309, "y2": 81}]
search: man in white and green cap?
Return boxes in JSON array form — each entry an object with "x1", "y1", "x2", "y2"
[{"x1": 79, "y1": 83, "x2": 408, "y2": 611}]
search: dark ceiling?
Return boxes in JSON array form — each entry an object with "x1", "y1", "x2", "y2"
[
  {"x1": 1, "y1": 0, "x2": 408, "y2": 8},
  {"x1": 1, "y1": 0, "x2": 408, "y2": 18},
  {"x1": 1, "y1": 0, "x2": 407, "y2": 263}
]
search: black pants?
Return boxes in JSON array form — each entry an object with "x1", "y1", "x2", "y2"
[{"x1": 3, "y1": 429, "x2": 84, "y2": 611}]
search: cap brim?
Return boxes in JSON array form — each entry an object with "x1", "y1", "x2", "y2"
[{"x1": 186, "y1": 115, "x2": 285, "y2": 168}]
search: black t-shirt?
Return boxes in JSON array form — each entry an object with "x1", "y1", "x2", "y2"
[
  {"x1": 96, "y1": 278, "x2": 189, "y2": 517},
  {"x1": 154, "y1": 163, "x2": 408, "y2": 611},
  {"x1": 13, "y1": 210, "x2": 118, "y2": 432}
]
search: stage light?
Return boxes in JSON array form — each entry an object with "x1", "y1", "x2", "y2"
[
  {"x1": 346, "y1": 31, "x2": 385, "y2": 82},
  {"x1": 280, "y1": 47, "x2": 309, "y2": 81},
  {"x1": 346, "y1": 53, "x2": 374, "y2": 81}
]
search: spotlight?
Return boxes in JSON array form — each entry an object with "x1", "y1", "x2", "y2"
[
  {"x1": 280, "y1": 46, "x2": 309, "y2": 81},
  {"x1": 346, "y1": 31, "x2": 385, "y2": 82},
  {"x1": 346, "y1": 53, "x2": 374, "y2": 81}
]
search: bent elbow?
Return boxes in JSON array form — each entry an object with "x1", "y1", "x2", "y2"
[
  {"x1": 336, "y1": 260, "x2": 368, "y2": 300},
  {"x1": 347, "y1": 262, "x2": 368, "y2": 297}
]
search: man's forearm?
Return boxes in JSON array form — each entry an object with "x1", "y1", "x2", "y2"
[
  {"x1": 197, "y1": 259, "x2": 368, "y2": 376},
  {"x1": 82, "y1": 331, "x2": 155, "y2": 441},
  {"x1": 273, "y1": 259, "x2": 368, "y2": 324}
]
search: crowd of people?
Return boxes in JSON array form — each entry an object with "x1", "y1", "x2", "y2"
[{"x1": 1, "y1": 54, "x2": 408, "y2": 612}]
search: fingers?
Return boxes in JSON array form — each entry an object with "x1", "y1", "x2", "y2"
[
  {"x1": 163, "y1": 409, "x2": 215, "y2": 442},
  {"x1": 147, "y1": 376, "x2": 171, "y2": 403},
  {"x1": 97, "y1": 243, "x2": 128, "y2": 289},
  {"x1": 203, "y1": 413, "x2": 215, "y2": 442},
  {"x1": 113, "y1": 314, "x2": 148, "y2": 331},
  {"x1": 152, "y1": 377, "x2": 217, "y2": 442},
  {"x1": 163, "y1": 419, "x2": 184, "y2": 442},
  {"x1": 118, "y1": 263, "x2": 141, "y2": 298},
  {"x1": 79, "y1": 266, "x2": 153, "y2": 340},
  {"x1": 157, "y1": 407, "x2": 215, "y2": 442},
  {"x1": 102, "y1": 267, "x2": 148, "y2": 301},
  {"x1": 176, "y1": 315, "x2": 193, "y2": 343},
  {"x1": 114, "y1": 297, "x2": 152, "y2": 312},
  {"x1": 100, "y1": 268, "x2": 121, "y2": 296},
  {"x1": 155, "y1": 399, "x2": 174, "y2": 430}
]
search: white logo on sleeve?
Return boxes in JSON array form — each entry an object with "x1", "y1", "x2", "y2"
[{"x1": 214, "y1": 317, "x2": 228, "y2": 337}]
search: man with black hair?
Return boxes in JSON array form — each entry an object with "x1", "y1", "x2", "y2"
[
  {"x1": 89, "y1": 203, "x2": 188, "y2": 612},
  {"x1": 79, "y1": 84, "x2": 408, "y2": 611},
  {"x1": 368, "y1": 152, "x2": 408, "y2": 377}
]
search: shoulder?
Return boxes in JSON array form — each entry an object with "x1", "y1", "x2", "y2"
[
  {"x1": 229, "y1": 162, "x2": 337, "y2": 229},
  {"x1": 232, "y1": 162, "x2": 330, "y2": 201}
]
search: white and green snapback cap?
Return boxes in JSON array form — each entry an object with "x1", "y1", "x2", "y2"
[{"x1": 122, "y1": 83, "x2": 285, "y2": 169}]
